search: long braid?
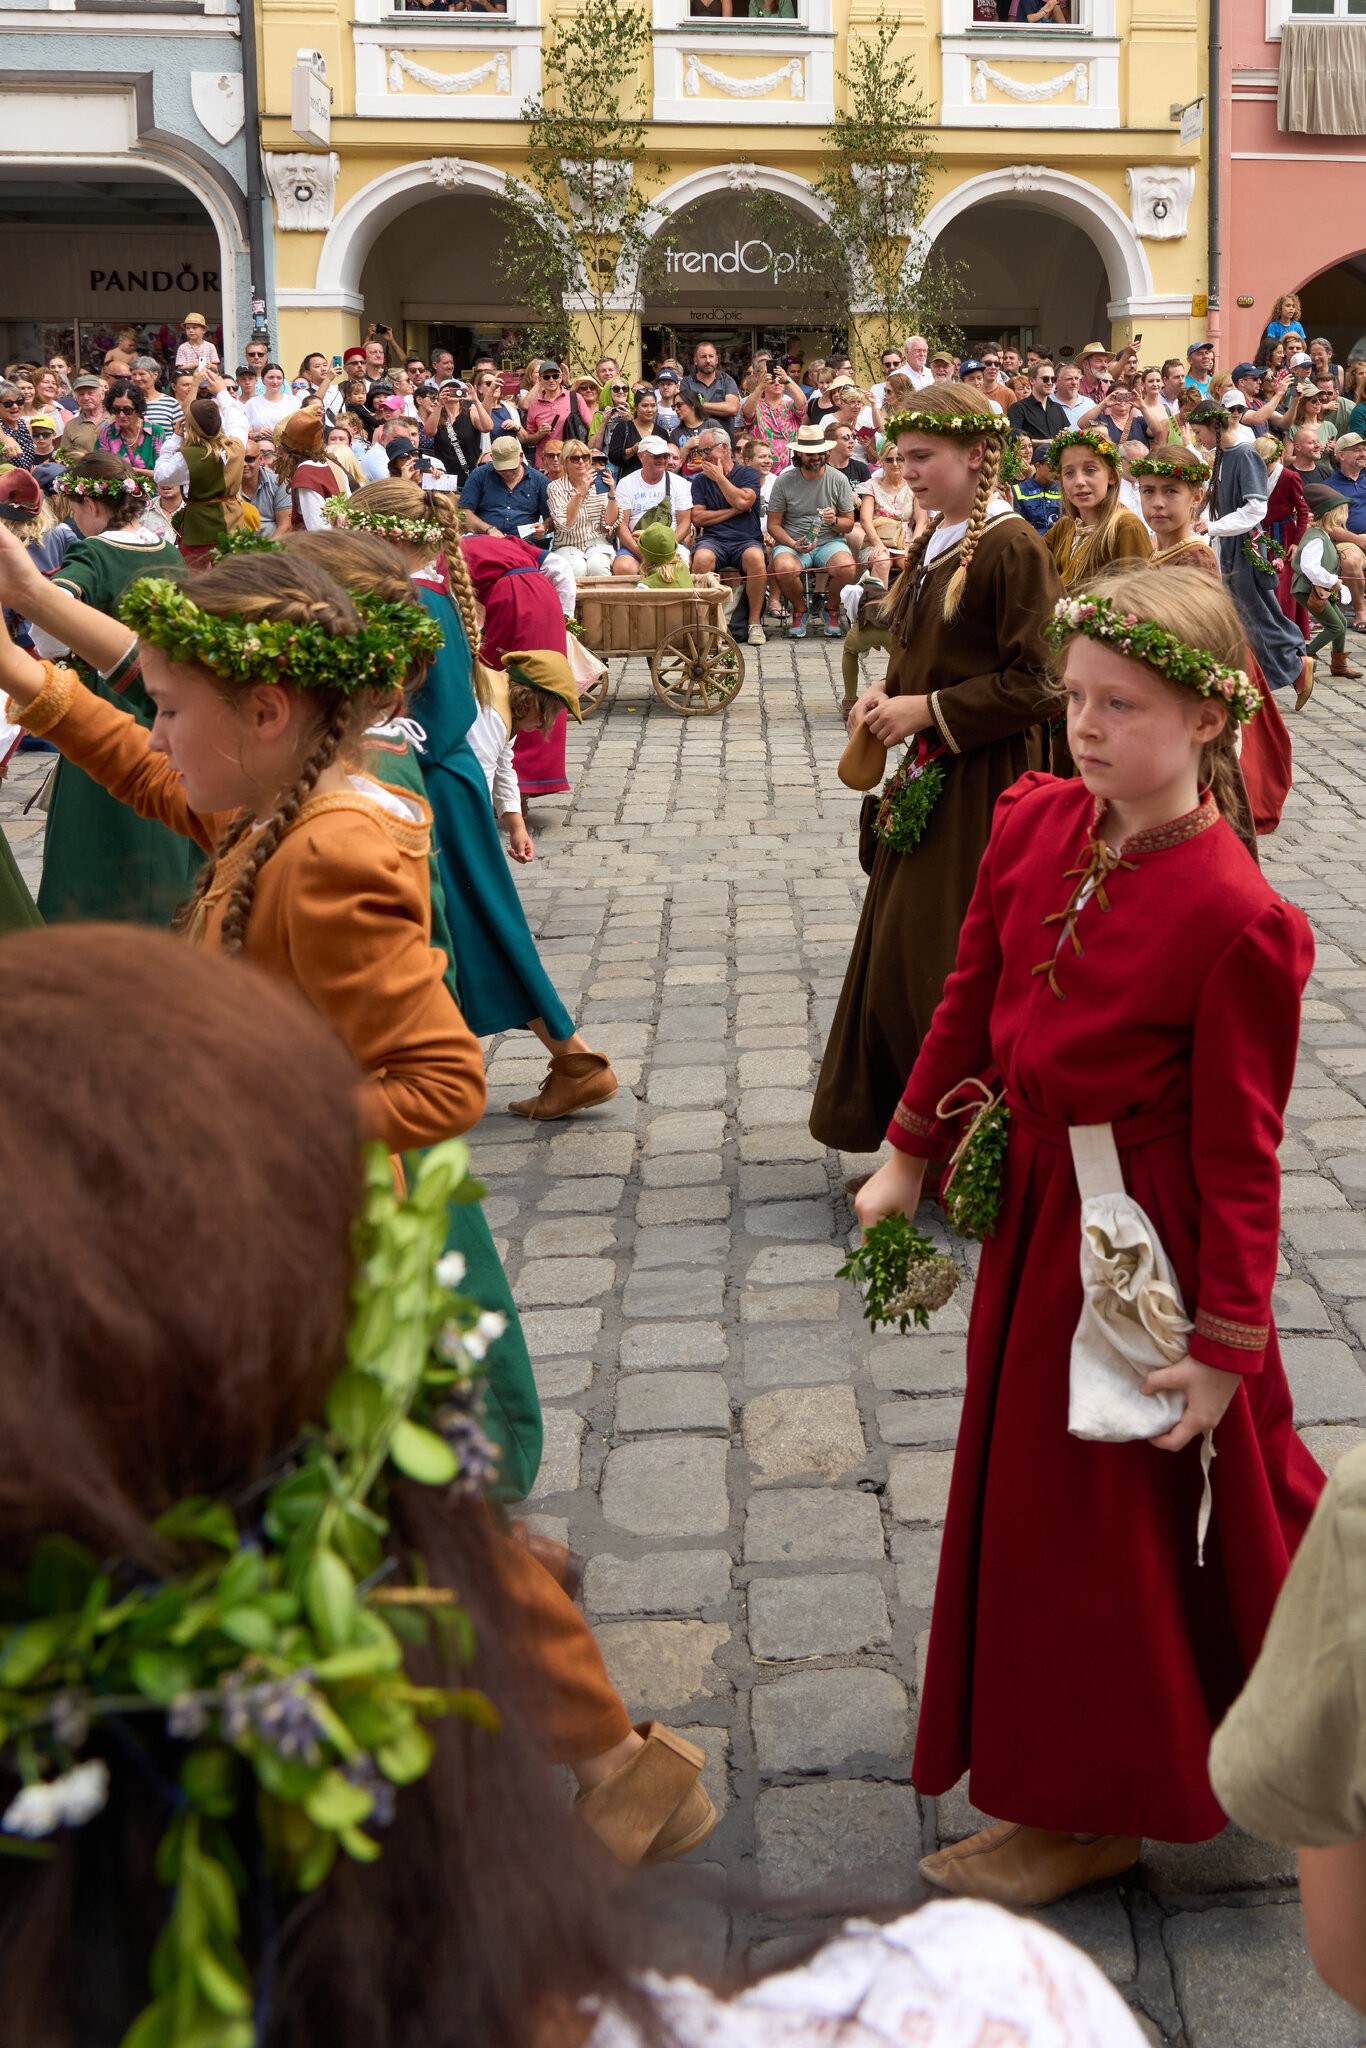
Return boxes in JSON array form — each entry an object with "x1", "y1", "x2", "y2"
[
  {"x1": 444, "y1": 535, "x2": 495, "y2": 709},
  {"x1": 882, "y1": 515, "x2": 941, "y2": 644},
  {"x1": 217, "y1": 696, "x2": 350, "y2": 955},
  {"x1": 173, "y1": 812, "x2": 255, "y2": 939},
  {"x1": 942, "y1": 440, "x2": 1002, "y2": 624},
  {"x1": 1204, "y1": 726, "x2": 1258, "y2": 863}
]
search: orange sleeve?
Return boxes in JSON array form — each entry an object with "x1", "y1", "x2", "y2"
[
  {"x1": 9, "y1": 664, "x2": 225, "y2": 853},
  {"x1": 280, "y1": 825, "x2": 487, "y2": 1152}
]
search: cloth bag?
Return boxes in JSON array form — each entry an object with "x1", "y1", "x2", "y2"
[{"x1": 1067, "y1": 1124, "x2": 1214, "y2": 1561}]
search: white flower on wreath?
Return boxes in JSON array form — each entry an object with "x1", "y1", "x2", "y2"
[{"x1": 3, "y1": 1759, "x2": 110, "y2": 1839}]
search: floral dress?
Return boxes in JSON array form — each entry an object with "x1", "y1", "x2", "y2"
[{"x1": 747, "y1": 393, "x2": 806, "y2": 469}]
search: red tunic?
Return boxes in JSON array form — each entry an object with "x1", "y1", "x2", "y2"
[
  {"x1": 463, "y1": 535, "x2": 571, "y2": 800},
  {"x1": 888, "y1": 774, "x2": 1323, "y2": 1842},
  {"x1": 1266, "y1": 465, "x2": 1311, "y2": 638}
]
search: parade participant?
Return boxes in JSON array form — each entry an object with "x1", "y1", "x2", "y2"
[
  {"x1": 1256, "y1": 431, "x2": 1311, "y2": 636},
  {"x1": 153, "y1": 398, "x2": 245, "y2": 568},
  {"x1": 638, "y1": 520, "x2": 693, "y2": 589},
  {"x1": 24, "y1": 453, "x2": 195, "y2": 925},
  {"x1": 319, "y1": 483, "x2": 619, "y2": 1121},
  {"x1": 811, "y1": 384, "x2": 1060, "y2": 1153},
  {"x1": 274, "y1": 406, "x2": 352, "y2": 530},
  {"x1": 1133, "y1": 445, "x2": 1292, "y2": 839},
  {"x1": 460, "y1": 529, "x2": 573, "y2": 809},
  {"x1": 1293, "y1": 487, "x2": 1364, "y2": 682},
  {"x1": 1043, "y1": 429, "x2": 1151, "y2": 591},
  {"x1": 1190, "y1": 400, "x2": 1314, "y2": 708},
  {"x1": 855, "y1": 562, "x2": 1323, "y2": 1904}
]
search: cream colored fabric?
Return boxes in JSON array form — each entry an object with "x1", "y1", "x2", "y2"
[
  {"x1": 1279, "y1": 20, "x2": 1366, "y2": 137},
  {"x1": 589, "y1": 1901, "x2": 1147, "y2": 2047}
]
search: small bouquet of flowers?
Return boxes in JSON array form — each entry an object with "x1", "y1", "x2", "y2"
[{"x1": 838, "y1": 1214, "x2": 960, "y2": 1335}]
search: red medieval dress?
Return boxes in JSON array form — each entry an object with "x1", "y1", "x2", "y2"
[
  {"x1": 463, "y1": 535, "x2": 571, "y2": 801},
  {"x1": 1266, "y1": 463, "x2": 1310, "y2": 640},
  {"x1": 889, "y1": 773, "x2": 1324, "y2": 1843},
  {"x1": 1151, "y1": 539, "x2": 1293, "y2": 837}
]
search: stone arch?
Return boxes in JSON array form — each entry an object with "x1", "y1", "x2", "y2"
[
  {"x1": 316, "y1": 159, "x2": 536, "y2": 310},
  {"x1": 918, "y1": 166, "x2": 1158, "y2": 317},
  {"x1": 646, "y1": 162, "x2": 830, "y2": 238}
]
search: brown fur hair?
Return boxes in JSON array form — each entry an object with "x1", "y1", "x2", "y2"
[
  {"x1": 1064, "y1": 562, "x2": 1258, "y2": 856},
  {"x1": 170, "y1": 554, "x2": 372, "y2": 953},
  {"x1": 343, "y1": 478, "x2": 493, "y2": 708},
  {"x1": 883, "y1": 383, "x2": 1004, "y2": 637}
]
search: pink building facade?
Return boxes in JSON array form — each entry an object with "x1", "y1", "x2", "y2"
[{"x1": 1222, "y1": 2, "x2": 1366, "y2": 365}]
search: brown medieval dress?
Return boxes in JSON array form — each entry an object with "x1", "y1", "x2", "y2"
[{"x1": 810, "y1": 508, "x2": 1062, "y2": 1153}]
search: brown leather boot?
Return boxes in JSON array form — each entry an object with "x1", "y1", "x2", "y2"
[
  {"x1": 575, "y1": 1723, "x2": 717, "y2": 1867},
  {"x1": 508, "y1": 1052, "x2": 618, "y2": 1122},
  {"x1": 1332, "y1": 650, "x2": 1363, "y2": 680},
  {"x1": 1295, "y1": 656, "x2": 1316, "y2": 712},
  {"x1": 919, "y1": 1822, "x2": 1142, "y2": 1906}
]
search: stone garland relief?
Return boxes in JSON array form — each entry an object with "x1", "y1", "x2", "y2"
[
  {"x1": 1125, "y1": 165, "x2": 1196, "y2": 241},
  {"x1": 264, "y1": 152, "x2": 342, "y2": 233}
]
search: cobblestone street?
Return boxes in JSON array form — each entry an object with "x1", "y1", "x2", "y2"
[{"x1": 9, "y1": 643, "x2": 1366, "y2": 2043}]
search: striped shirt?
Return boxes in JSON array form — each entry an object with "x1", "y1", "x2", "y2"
[{"x1": 145, "y1": 396, "x2": 182, "y2": 431}]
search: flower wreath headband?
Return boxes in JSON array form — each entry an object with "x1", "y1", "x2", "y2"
[
  {"x1": 56, "y1": 466, "x2": 154, "y2": 504},
  {"x1": 119, "y1": 575, "x2": 444, "y2": 696},
  {"x1": 1047, "y1": 428, "x2": 1119, "y2": 471},
  {"x1": 0, "y1": 1141, "x2": 505, "y2": 2048},
  {"x1": 323, "y1": 495, "x2": 444, "y2": 552},
  {"x1": 1045, "y1": 593, "x2": 1261, "y2": 725},
  {"x1": 883, "y1": 408, "x2": 1009, "y2": 442},
  {"x1": 1129, "y1": 453, "x2": 1212, "y2": 485}
]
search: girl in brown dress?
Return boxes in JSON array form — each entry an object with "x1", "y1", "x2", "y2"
[
  {"x1": 811, "y1": 383, "x2": 1061, "y2": 1153},
  {"x1": 1044, "y1": 428, "x2": 1151, "y2": 591}
]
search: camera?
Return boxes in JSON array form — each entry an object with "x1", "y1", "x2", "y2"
[{"x1": 416, "y1": 455, "x2": 438, "y2": 474}]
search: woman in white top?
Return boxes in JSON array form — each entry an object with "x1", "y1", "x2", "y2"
[
  {"x1": 244, "y1": 363, "x2": 300, "y2": 433},
  {"x1": 547, "y1": 441, "x2": 619, "y2": 578},
  {"x1": 856, "y1": 444, "x2": 918, "y2": 580}
]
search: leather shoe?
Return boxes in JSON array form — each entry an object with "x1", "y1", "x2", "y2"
[
  {"x1": 575, "y1": 1722, "x2": 717, "y2": 1867},
  {"x1": 508, "y1": 1052, "x2": 618, "y2": 1122},
  {"x1": 919, "y1": 1822, "x2": 1142, "y2": 1906}
]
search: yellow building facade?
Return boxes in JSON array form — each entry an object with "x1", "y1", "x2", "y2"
[{"x1": 259, "y1": 0, "x2": 1209, "y2": 378}]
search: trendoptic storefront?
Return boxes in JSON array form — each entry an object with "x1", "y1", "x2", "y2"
[{"x1": 259, "y1": 0, "x2": 1211, "y2": 377}]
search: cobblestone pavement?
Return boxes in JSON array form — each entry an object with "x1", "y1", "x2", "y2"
[{"x1": 7, "y1": 641, "x2": 1366, "y2": 2043}]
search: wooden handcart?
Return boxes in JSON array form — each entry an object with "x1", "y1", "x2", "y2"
[{"x1": 573, "y1": 577, "x2": 745, "y2": 717}]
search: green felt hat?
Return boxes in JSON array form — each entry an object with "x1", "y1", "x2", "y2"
[
  {"x1": 637, "y1": 522, "x2": 678, "y2": 563},
  {"x1": 502, "y1": 647, "x2": 583, "y2": 722}
]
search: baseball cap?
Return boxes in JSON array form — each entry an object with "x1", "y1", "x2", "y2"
[
  {"x1": 376, "y1": 394, "x2": 406, "y2": 414},
  {"x1": 73, "y1": 374, "x2": 102, "y2": 392},
  {"x1": 1335, "y1": 432, "x2": 1366, "y2": 452},
  {"x1": 636, "y1": 434, "x2": 671, "y2": 456},
  {"x1": 1232, "y1": 363, "x2": 1260, "y2": 382},
  {"x1": 1186, "y1": 340, "x2": 1213, "y2": 355},
  {"x1": 1224, "y1": 390, "x2": 1248, "y2": 409},
  {"x1": 538, "y1": 360, "x2": 561, "y2": 377},
  {"x1": 490, "y1": 434, "x2": 523, "y2": 470},
  {"x1": 958, "y1": 359, "x2": 984, "y2": 377},
  {"x1": 0, "y1": 469, "x2": 42, "y2": 520},
  {"x1": 27, "y1": 415, "x2": 58, "y2": 435},
  {"x1": 1291, "y1": 352, "x2": 1313, "y2": 367},
  {"x1": 930, "y1": 349, "x2": 955, "y2": 367},
  {"x1": 656, "y1": 368, "x2": 679, "y2": 384}
]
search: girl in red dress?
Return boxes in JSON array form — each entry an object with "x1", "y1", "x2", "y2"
[{"x1": 856, "y1": 562, "x2": 1324, "y2": 1905}]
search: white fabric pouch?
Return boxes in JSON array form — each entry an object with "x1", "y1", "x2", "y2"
[{"x1": 1067, "y1": 1124, "x2": 1214, "y2": 1561}]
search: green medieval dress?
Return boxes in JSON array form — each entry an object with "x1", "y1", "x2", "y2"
[{"x1": 39, "y1": 529, "x2": 202, "y2": 926}]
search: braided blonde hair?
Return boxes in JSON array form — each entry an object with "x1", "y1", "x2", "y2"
[
  {"x1": 882, "y1": 383, "x2": 1004, "y2": 639},
  {"x1": 343, "y1": 479, "x2": 493, "y2": 707},
  {"x1": 167, "y1": 555, "x2": 370, "y2": 953}
]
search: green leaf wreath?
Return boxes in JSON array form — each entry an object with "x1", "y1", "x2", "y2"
[
  {"x1": 941, "y1": 1095, "x2": 1012, "y2": 1241},
  {"x1": 873, "y1": 757, "x2": 947, "y2": 853},
  {"x1": 0, "y1": 1139, "x2": 503, "y2": 2048},
  {"x1": 837, "y1": 1215, "x2": 959, "y2": 1335},
  {"x1": 1241, "y1": 532, "x2": 1287, "y2": 578}
]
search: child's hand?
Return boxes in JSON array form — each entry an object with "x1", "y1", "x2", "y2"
[
  {"x1": 506, "y1": 816, "x2": 534, "y2": 864},
  {"x1": 854, "y1": 1151, "x2": 926, "y2": 1231},
  {"x1": 1142, "y1": 1355, "x2": 1243, "y2": 1452},
  {"x1": 0, "y1": 523, "x2": 42, "y2": 612}
]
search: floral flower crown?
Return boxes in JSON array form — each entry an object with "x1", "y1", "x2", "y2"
[
  {"x1": 1045, "y1": 593, "x2": 1261, "y2": 725},
  {"x1": 323, "y1": 495, "x2": 444, "y2": 551},
  {"x1": 1129, "y1": 453, "x2": 1212, "y2": 485},
  {"x1": 57, "y1": 466, "x2": 154, "y2": 503},
  {"x1": 119, "y1": 575, "x2": 444, "y2": 695},
  {"x1": 1047, "y1": 428, "x2": 1119, "y2": 471},
  {"x1": 883, "y1": 408, "x2": 1009, "y2": 442},
  {"x1": 0, "y1": 1141, "x2": 503, "y2": 2048}
]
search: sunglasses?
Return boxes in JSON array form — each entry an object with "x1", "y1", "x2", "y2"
[
  {"x1": 111, "y1": 405, "x2": 138, "y2": 416},
  {"x1": 0, "y1": 399, "x2": 20, "y2": 410},
  {"x1": 541, "y1": 371, "x2": 561, "y2": 381},
  {"x1": 1038, "y1": 374, "x2": 1056, "y2": 384},
  {"x1": 610, "y1": 386, "x2": 628, "y2": 395},
  {"x1": 882, "y1": 358, "x2": 903, "y2": 368}
]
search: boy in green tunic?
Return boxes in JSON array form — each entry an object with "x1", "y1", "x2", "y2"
[{"x1": 31, "y1": 453, "x2": 202, "y2": 926}]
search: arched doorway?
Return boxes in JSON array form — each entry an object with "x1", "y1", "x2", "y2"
[
  {"x1": 0, "y1": 165, "x2": 233, "y2": 370},
  {"x1": 1297, "y1": 254, "x2": 1366, "y2": 367},
  {"x1": 357, "y1": 189, "x2": 535, "y2": 369},
  {"x1": 932, "y1": 200, "x2": 1109, "y2": 354}
]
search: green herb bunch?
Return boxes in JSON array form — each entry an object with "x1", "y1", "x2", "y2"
[
  {"x1": 874, "y1": 759, "x2": 946, "y2": 853},
  {"x1": 942, "y1": 1097, "x2": 1011, "y2": 1240},
  {"x1": 837, "y1": 1214, "x2": 959, "y2": 1335},
  {"x1": 0, "y1": 1139, "x2": 500, "y2": 2048}
]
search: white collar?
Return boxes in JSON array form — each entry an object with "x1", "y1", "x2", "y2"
[{"x1": 924, "y1": 494, "x2": 1013, "y2": 564}]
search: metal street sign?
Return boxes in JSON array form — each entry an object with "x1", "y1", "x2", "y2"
[
  {"x1": 1179, "y1": 97, "x2": 1204, "y2": 145},
  {"x1": 291, "y1": 51, "x2": 332, "y2": 148}
]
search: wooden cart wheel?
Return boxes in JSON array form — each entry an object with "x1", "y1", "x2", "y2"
[
  {"x1": 576, "y1": 664, "x2": 611, "y2": 718},
  {"x1": 650, "y1": 624, "x2": 745, "y2": 716}
]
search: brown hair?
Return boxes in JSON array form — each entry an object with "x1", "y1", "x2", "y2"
[
  {"x1": 0, "y1": 924, "x2": 663, "y2": 2048},
  {"x1": 61, "y1": 452, "x2": 144, "y2": 530},
  {"x1": 344, "y1": 478, "x2": 493, "y2": 708},
  {"x1": 1069, "y1": 563, "x2": 1257, "y2": 856},
  {"x1": 282, "y1": 526, "x2": 435, "y2": 703},
  {"x1": 1055, "y1": 440, "x2": 1128, "y2": 588},
  {"x1": 885, "y1": 382, "x2": 1003, "y2": 634},
  {"x1": 170, "y1": 554, "x2": 372, "y2": 953}
]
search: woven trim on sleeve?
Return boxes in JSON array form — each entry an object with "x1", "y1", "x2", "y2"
[
  {"x1": 892, "y1": 1101, "x2": 937, "y2": 1139},
  {"x1": 1194, "y1": 1309, "x2": 1269, "y2": 1352}
]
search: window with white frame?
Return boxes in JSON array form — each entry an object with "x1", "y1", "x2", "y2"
[
  {"x1": 1290, "y1": 0, "x2": 1366, "y2": 14},
  {"x1": 685, "y1": 0, "x2": 803, "y2": 20}
]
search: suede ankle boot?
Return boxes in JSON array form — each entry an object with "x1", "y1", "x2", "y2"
[
  {"x1": 919, "y1": 1822, "x2": 1142, "y2": 1906},
  {"x1": 1332, "y1": 650, "x2": 1363, "y2": 680},
  {"x1": 508, "y1": 1052, "x2": 618, "y2": 1122},
  {"x1": 575, "y1": 1723, "x2": 717, "y2": 1867}
]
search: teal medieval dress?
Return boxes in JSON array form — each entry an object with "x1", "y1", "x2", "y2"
[
  {"x1": 363, "y1": 715, "x2": 544, "y2": 1502},
  {"x1": 38, "y1": 530, "x2": 202, "y2": 925}
]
